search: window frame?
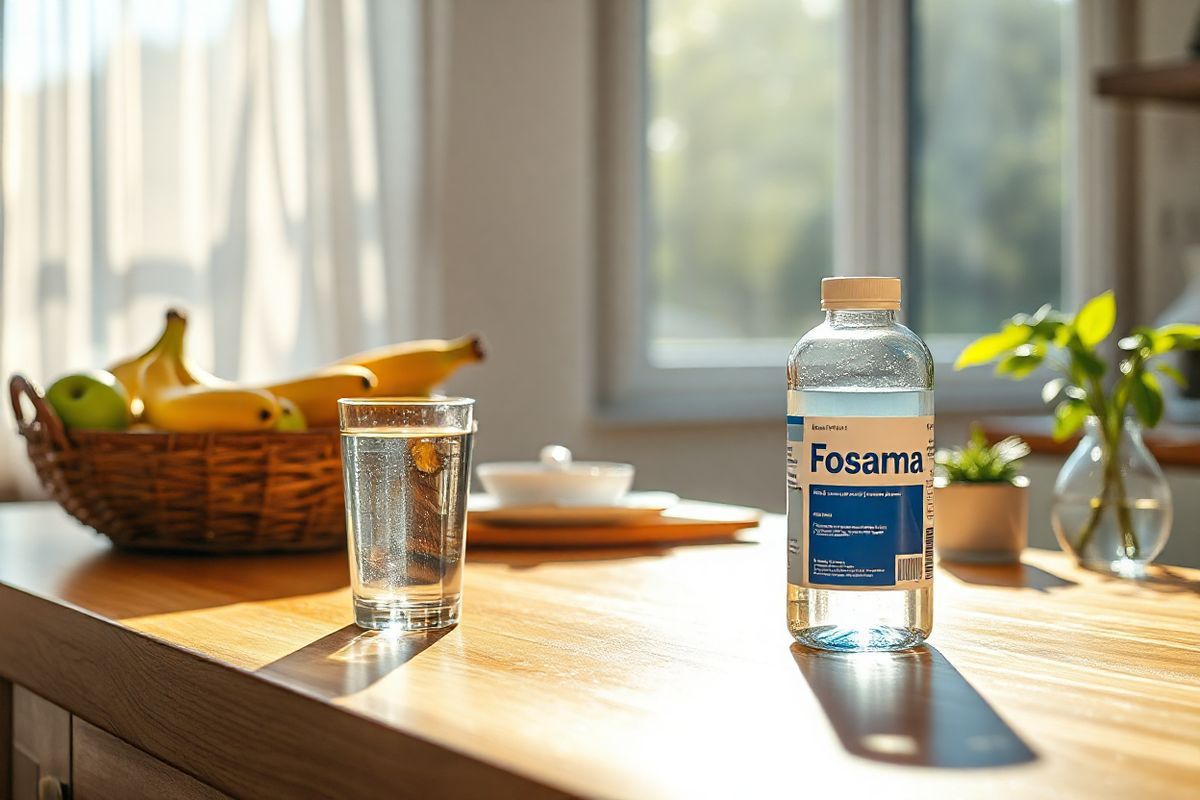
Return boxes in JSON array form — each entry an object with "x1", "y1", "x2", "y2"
[{"x1": 597, "y1": 0, "x2": 1095, "y2": 423}]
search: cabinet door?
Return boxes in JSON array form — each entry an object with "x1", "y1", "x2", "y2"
[
  {"x1": 72, "y1": 719, "x2": 229, "y2": 800},
  {"x1": 10, "y1": 686, "x2": 71, "y2": 800},
  {"x1": 1, "y1": 678, "x2": 10, "y2": 800}
]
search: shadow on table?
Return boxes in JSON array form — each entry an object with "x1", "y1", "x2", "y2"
[
  {"x1": 792, "y1": 644, "x2": 1036, "y2": 769},
  {"x1": 939, "y1": 560, "x2": 1077, "y2": 592},
  {"x1": 257, "y1": 624, "x2": 451, "y2": 698}
]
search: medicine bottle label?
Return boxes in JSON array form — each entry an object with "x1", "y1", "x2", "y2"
[{"x1": 787, "y1": 412, "x2": 934, "y2": 589}]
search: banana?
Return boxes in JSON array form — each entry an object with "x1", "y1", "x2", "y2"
[
  {"x1": 113, "y1": 314, "x2": 476, "y2": 431},
  {"x1": 107, "y1": 308, "x2": 186, "y2": 417},
  {"x1": 135, "y1": 311, "x2": 188, "y2": 401},
  {"x1": 139, "y1": 312, "x2": 281, "y2": 433},
  {"x1": 143, "y1": 386, "x2": 280, "y2": 433},
  {"x1": 177, "y1": 353, "x2": 373, "y2": 428},
  {"x1": 334, "y1": 335, "x2": 485, "y2": 396},
  {"x1": 176, "y1": 356, "x2": 236, "y2": 389},
  {"x1": 264, "y1": 365, "x2": 378, "y2": 428}
]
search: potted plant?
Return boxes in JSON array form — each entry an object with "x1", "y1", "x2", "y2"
[
  {"x1": 954, "y1": 290, "x2": 1200, "y2": 575},
  {"x1": 935, "y1": 424, "x2": 1031, "y2": 563}
]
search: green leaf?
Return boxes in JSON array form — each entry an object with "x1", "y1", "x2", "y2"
[
  {"x1": 1156, "y1": 362, "x2": 1188, "y2": 389},
  {"x1": 1118, "y1": 333, "x2": 1148, "y2": 352},
  {"x1": 1128, "y1": 371, "x2": 1164, "y2": 428},
  {"x1": 1014, "y1": 305, "x2": 1066, "y2": 342},
  {"x1": 996, "y1": 343, "x2": 1045, "y2": 379},
  {"x1": 1119, "y1": 326, "x2": 1161, "y2": 357},
  {"x1": 991, "y1": 435, "x2": 1032, "y2": 466},
  {"x1": 1154, "y1": 337, "x2": 1181, "y2": 355},
  {"x1": 1066, "y1": 338, "x2": 1106, "y2": 379},
  {"x1": 968, "y1": 422, "x2": 987, "y2": 450},
  {"x1": 1073, "y1": 291, "x2": 1116, "y2": 347},
  {"x1": 954, "y1": 325, "x2": 1032, "y2": 370},
  {"x1": 1053, "y1": 399, "x2": 1090, "y2": 441},
  {"x1": 1156, "y1": 323, "x2": 1200, "y2": 339},
  {"x1": 1033, "y1": 318, "x2": 1066, "y2": 341},
  {"x1": 1041, "y1": 377, "x2": 1066, "y2": 404},
  {"x1": 936, "y1": 425, "x2": 1030, "y2": 483},
  {"x1": 1154, "y1": 324, "x2": 1200, "y2": 353},
  {"x1": 1064, "y1": 384, "x2": 1088, "y2": 401}
]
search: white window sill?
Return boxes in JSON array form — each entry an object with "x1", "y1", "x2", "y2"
[{"x1": 594, "y1": 366, "x2": 1049, "y2": 428}]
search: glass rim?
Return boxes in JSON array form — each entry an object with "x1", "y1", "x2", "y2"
[{"x1": 337, "y1": 396, "x2": 475, "y2": 408}]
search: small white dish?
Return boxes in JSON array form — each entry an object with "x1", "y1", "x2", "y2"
[
  {"x1": 476, "y1": 445, "x2": 634, "y2": 508},
  {"x1": 468, "y1": 491, "x2": 680, "y2": 527}
]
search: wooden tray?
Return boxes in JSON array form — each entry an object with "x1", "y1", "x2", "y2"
[{"x1": 467, "y1": 500, "x2": 761, "y2": 547}]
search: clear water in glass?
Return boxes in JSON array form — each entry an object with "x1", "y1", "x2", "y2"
[{"x1": 340, "y1": 399, "x2": 474, "y2": 631}]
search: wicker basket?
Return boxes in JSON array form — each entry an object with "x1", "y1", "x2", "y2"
[{"x1": 9, "y1": 373, "x2": 347, "y2": 553}]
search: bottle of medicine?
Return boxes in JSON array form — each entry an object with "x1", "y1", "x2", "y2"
[{"x1": 786, "y1": 277, "x2": 934, "y2": 651}]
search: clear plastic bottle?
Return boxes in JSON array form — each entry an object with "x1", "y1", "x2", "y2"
[{"x1": 786, "y1": 277, "x2": 934, "y2": 651}]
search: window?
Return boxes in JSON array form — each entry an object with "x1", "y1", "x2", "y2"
[
  {"x1": 909, "y1": 0, "x2": 1074, "y2": 338},
  {"x1": 646, "y1": 0, "x2": 840, "y2": 367},
  {"x1": 604, "y1": 0, "x2": 1078, "y2": 417}
]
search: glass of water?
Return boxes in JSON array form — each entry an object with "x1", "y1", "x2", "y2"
[{"x1": 338, "y1": 397, "x2": 475, "y2": 631}]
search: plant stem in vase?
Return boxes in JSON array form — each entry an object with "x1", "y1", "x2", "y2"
[
  {"x1": 955, "y1": 291, "x2": 1188, "y2": 576},
  {"x1": 1053, "y1": 417, "x2": 1170, "y2": 574}
]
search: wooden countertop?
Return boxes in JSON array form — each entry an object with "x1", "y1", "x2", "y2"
[{"x1": 0, "y1": 503, "x2": 1197, "y2": 799}]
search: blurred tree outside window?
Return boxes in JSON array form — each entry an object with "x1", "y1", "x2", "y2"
[
  {"x1": 910, "y1": 0, "x2": 1073, "y2": 336},
  {"x1": 645, "y1": 0, "x2": 1074, "y2": 363},
  {"x1": 647, "y1": 0, "x2": 839, "y2": 366}
]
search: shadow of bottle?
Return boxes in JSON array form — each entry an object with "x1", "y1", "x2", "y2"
[{"x1": 791, "y1": 643, "x2": 1036, "y2": 768}]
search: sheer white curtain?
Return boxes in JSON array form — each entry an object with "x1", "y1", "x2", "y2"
[{"x1": 0, "y1": 0, "x2": 437, "y2": 496}]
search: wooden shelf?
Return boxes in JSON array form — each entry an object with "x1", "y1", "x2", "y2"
[
  {"x1": 1095, "y1": 59, "x2": 1200, "y2": 106},
  {"x1": 980, "y1": 415, "x2": 1200, "y2": 468}
]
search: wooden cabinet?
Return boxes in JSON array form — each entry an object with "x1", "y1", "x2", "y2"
[
  {"x1": 72, "y1": 719, "x2": 228, "y2": 800},
  {"x1": 9, "y1": 686, "x2": 69, "y2": 800},
  {"x1": 5, "y1": 682, "x2": 227, "y2": 800}
]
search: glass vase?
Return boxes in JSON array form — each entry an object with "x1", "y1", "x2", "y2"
[{"x1": 1051, "y1": 417, "x2": 1172, "y2": 577}]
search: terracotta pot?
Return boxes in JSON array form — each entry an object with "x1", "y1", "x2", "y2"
[{"x1": 933, "y1": 477, "x2": 1029, "y2": 564}]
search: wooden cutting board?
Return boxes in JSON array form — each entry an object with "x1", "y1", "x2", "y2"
[{"x1": 467, "y1": 499, "x2": 762, "y2": 547}]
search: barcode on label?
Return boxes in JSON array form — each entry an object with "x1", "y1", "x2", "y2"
[
  {"x1": 924, "y1": 525, "x2": 934, "y2": 580},
  {"x1": 896, "y1": 554, "x2": 923, "y2": 583}
]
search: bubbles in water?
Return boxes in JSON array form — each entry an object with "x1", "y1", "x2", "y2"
[{"x1": 342, "y1": 429, "x2": 472, "y2": 611}]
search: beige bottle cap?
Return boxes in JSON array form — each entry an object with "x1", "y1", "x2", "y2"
[{"x1": 821, "y1": 277, "x2": 901, "y2": 310}]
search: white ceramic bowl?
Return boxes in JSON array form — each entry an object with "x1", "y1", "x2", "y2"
[{"x1": 476, "y1": 446, "x2": 634, "y2": 507}]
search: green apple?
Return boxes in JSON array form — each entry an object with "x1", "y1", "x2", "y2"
[
  {"x1": 45, "y1": 370, "x2": 132, "y2": 431},
  {"x1": 274, "y1": 397, "x2": 308, "y2": 432}
]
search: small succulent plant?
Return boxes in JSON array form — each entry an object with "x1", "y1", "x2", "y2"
[{"x1": 936, "y1": 424, "x2": 1030, "y2": 484}]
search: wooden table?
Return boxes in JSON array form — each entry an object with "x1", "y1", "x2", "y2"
[{"x1": 0, "y1": 503, "x2": 1197, "y2": 799}]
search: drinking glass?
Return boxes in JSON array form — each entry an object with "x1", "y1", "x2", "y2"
[{"x1": 338, "y1": 397, "x2": 475, "y2": 631}]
